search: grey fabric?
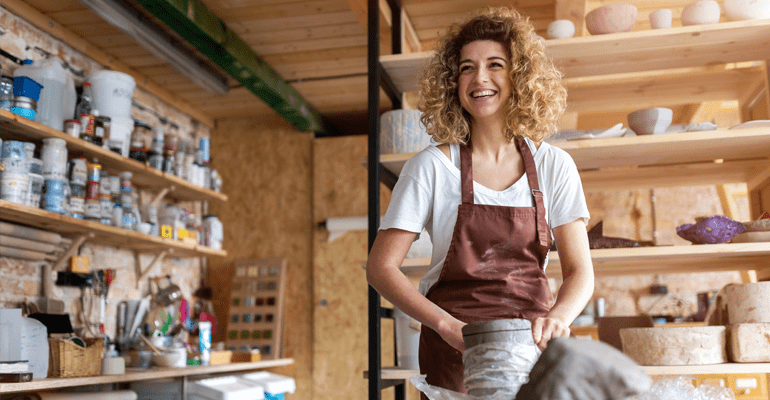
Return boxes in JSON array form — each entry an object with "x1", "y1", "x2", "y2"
[{"x1": 515, "y1": 338, "x2": 651, "y2": 400}]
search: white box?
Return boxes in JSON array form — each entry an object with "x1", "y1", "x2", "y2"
[
  {"x1": 188, "y1": 376, "x2": 264, "y2": 400},
  {"x1": 239, "y1": 372, "x2": 296, "y2": 396}
]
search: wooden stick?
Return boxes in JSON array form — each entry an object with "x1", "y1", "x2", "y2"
[
  {"x1": 138, "y1": 333, "x2": 163, "y2": 355},
  {"x1": 0, "y1": 221, "x2": 62, "y2": 244},
  {"x1": 0, "y1": 234, "x2": 58, "y2": 253}
]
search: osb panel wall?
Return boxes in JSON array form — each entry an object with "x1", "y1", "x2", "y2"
[
  {"x1": 312, "y1": 135, "x2": 420, "y2": 400},
  {"x1": 208, "y1": 115, "x2": 313, "y2": 397},
  {"x1": 0, "y1": 8, "x2": 207, "y2": 339}
]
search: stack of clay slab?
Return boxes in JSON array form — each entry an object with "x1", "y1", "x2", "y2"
[
  {"x1": 619, "y1": 325, "x2": 727, "y2": 366},
  {"x1": 724, "y1": 282, "x2": 770, "y2": 362}
]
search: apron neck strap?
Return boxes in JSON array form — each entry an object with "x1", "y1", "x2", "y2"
[
  {"x1": 516, "y1": 138, "x2": 551, "y2": 248},
  {"x1": 459, "y1": 142, "x2": 474, "y2": 205}
]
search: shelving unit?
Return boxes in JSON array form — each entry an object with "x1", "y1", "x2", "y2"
[
  {"x1": 0, "y1": 109, "x2": 227, "y2": 203},
  {"x1": 0, "y1": 358, "x2": 294, "y2": 394},
  {"x1": 367, "y1": 8, "x2": 770, "y2": 399}
]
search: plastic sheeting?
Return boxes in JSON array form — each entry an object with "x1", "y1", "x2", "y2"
[{"x1": 629, "y1": 376, "x2": 736, "y2": 400}]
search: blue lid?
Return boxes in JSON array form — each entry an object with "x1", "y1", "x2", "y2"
[{"x1": 22, "y1": 59, "x2": 34, "y2": 65}]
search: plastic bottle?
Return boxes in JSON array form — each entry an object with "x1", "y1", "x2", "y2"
[
  {"x1": 76, "y1": 82, "x2": 95, "y2": 141},
  {"x1": 13, "y1": 58, "x2": 73, "y2": 131},
  {"x1": 148, "y1": 127, "x2": 164, "y2": 170}
]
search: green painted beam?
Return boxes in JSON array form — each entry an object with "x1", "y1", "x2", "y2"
[{"x1": 135, "y1": 0, "x2": 330, "y2": 133}]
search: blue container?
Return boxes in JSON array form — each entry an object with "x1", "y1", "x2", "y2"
[
  {"x1": 43, "y1": 179, "x2": 67, "y2": 214},
  {"x1": 12, "y1": 76, "x2": 43, "y2": 101},
  {"x1": 1, "y1": 141, "x2": 27, "y2": 159},
  {"x1": 11, "y1": 106, "x2": 36, "y2": 120},
  {"x1": 199, "y1": 138, "x2": 210, "y2": 163}
]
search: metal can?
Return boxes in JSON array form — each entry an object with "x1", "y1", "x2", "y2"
[
  {"x1": 64, "y1": 119, "x2": 81, "y2": 138},
  {"x1": 43, "y1": 179, "x2": 68, "y2": 214}
]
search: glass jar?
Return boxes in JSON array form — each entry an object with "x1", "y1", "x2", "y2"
[
  {"x1": 40, "y1": 138, "x2": 68, "y2": 181},
  {"x1": 0, "y1": 75, "x2": 13, "y2": 111}
]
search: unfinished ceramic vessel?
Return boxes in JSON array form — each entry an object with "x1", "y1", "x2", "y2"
[
  {"x1": 585, "y1": 4, "x2": 638, "y2": 35},
  {"x1": 627, "y1": 107, "x2": 673, "y2": 135},
  {"x1": 649, "y1": 9, "x2": 673, "y2": 29},
  {"x1": 676, "y1": 215, "x2": 745, "y2": 244},
  {"x1": 620, "y1": 326, "x2": 727, "y2": 366},
  {"x1": 547, "y1": 20, "x2": 576, "y2": 39},
  {"x1": 682, "y1": 0, "x2": 721, "y2": 26},
  {"x1": 724, "y1": 0, "x2": 770, "y2": 20}
]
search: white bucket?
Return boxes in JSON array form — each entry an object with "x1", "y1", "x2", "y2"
[
  {"x1": 88, "y1": 70, "x2": 135, "y2": 120},
  {"x1": 394, "y1": 307, "x2": 420, "y2": 370},
  {"x1": 110, "y1": 117, "x2": 134, "y2": 157}
]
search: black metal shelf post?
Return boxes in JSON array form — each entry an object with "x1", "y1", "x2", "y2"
[{"x1": 368, "y1": 0, "x2": 405, "y2": 399}]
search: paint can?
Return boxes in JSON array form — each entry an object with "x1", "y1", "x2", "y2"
[
  {"x1": 43, "y1": 179, "x2": 68, "y2": 214},
  {"x1": 0, "y1": 170, "x2": 30, "y2": 205},
  {"x1": 25, "y1": 173, "x2": 44, "y2": 208},
  {"x1": 41, "y1": 138, "x2": 68, "y2": 181}
]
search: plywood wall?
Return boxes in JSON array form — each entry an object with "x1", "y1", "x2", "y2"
[{"x1": 208, "y1": 115, "x2": 314, "y2": 398}]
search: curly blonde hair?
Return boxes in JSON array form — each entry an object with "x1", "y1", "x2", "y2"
[{"x1": 418, "y1": 7, "x2": 566, "y2": 144}]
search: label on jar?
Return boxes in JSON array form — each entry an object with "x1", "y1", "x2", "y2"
[
  {"x1": 84, "y1": 199, "x2": 102, "y2": 219},
  {"x1": 69, "y1": 196, "x2": 85, "y2": 214}
]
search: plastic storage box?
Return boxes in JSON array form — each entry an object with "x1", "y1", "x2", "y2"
[
  {"x1": 188, "y1": 376, "x2": 264, "y2": 400},
  {"x1": 239, "y1": 372, "x2": 296, "y2": 400}
]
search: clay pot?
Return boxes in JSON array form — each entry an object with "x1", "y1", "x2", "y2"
[
  {"x1": 723, "y1": 0, "x2": 770, "y2": 20},
  {"x1": 547, "y1": 20, "x2": 576, "y2": 39},
  {"x1": 627, "y1": 107, "x2": 673, "y2": 135},
  {"x1": 585, "y1": 4, "x2": 638, "y2": 35},
  {"x1": 649, "y1": 9, "x2": 673, "y2": 29},
  {"x1": 682, "y1": 0, "x2": 721, "y2": 26}
]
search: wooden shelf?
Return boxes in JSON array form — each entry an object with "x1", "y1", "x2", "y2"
[
  {"x1": 0, "y1": 200, "x2": 226, "y2": 258},
  {"x1": 0, "y1": 109, "x2": 226, "y2": 203},
  {"x1": 380, "y1": 20, "x2": 770, "y2": 93},
  {"x1": 400, "y1": 242, "x2": 770, "y2": 280},
  {"x1": 0, "y1": 358, "x2": 293, "y2": 394},
  {"x1": 380, "y1": 127, "x2": 770, "y2": 192}
]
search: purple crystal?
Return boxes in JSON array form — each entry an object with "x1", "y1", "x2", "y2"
[{"x1": 677, "y1": 215, "x2": 745, "y2": 244}]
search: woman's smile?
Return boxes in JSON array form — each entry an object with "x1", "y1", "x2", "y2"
[{"x1": 458, "y1": 40, "x2": 511, "y2": 122}]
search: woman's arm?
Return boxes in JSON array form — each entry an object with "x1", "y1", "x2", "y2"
[
  {"x1": 367, "y1": 228, "x2": 467, "y2": 351},
  {"x1": 532, "y1": 218, "x2": 595, "y2": 349}
]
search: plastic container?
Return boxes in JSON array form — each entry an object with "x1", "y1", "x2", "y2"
[
  {"x1": 14, "y1": 58, "x2": 74, "y2": 131},
  {"x1": 1, "y1": 171, "x2": 29, "y2": 205},
  {"x1": 88, "y1": 70, "x2": 135, "y2": 119},
  {"x1": 26, "y1": 173, "x2": 44, "y2": 208},
  {"x1": 239, "y1": 371, "x2": 296, "y2": 400},
  {"x1": 20, "y1": 316, "x2": 48, "y2": 379},
  {"x1": 188, "y1": 376, "x2": 264, "y2": 400},
  {"x1": 202, "y1": 215, "x2": 223, "y2": 250},
  {"x1": 41, "y1": 138, "x2": 68, "y2": 181},
  {"x1": 12, "y1": 75, "x2": 43, "y2": 100},
  {"x1": 110, "y1": 116, "x2": 134, "y2": 157},
  {"x1": 43, "y1": 179, "x2": 68, "y2": 214}
]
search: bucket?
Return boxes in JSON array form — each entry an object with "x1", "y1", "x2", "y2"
[
  {"x1": 88, "y1": 70, "x2": 135, "y2": 119},
  {"x1": 393, "y1": 307, "x2": 420, "y2": 370},
  {"x1": 109, "y1": 117, "x2": 134, "y2": 157}
]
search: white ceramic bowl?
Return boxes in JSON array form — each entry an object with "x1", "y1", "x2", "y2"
[
  {"x1": 152, "y1": 350, "x2": 187, "y2": 368},
  {"x1": 649, "y1": 9, "x2": 673, "y2": 29},
  {"x1": 682, "y1": 0, "x2": 721, "y2": 26},
  {"x1": 723, "y1": 0, "x2": 770, "y2": 20},
  {"x1": 547, "y1": 20, "x2": 576, "y2": 39},
  {"x1": 585, "y1": 4, "x2": 638, "y2": 35},
  {"x1": 627, "y1": 108, "x2": 673, "y2": 135}
]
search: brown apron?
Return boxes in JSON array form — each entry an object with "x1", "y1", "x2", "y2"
[{"x1": 418, "y1": 138, "x2": 553, "y2": 396}]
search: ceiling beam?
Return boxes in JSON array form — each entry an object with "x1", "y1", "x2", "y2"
[
  {"x1": 134, "y1": 0, "x2": 333, "y2": 133},
  {"x1": 1, "y1": 0, "x2": 215, "y2": 128}
]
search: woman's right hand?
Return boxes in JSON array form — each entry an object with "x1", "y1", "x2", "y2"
[{"x1": 435, "y1": 314, "x2": 467, "y2": 352}]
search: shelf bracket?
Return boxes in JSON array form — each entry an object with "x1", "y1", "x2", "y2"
[
  {"x1": 44, "y1": 234, "x2": 90, "y2": 297},
  {"x1": 135, "y1": 250, "x2": 168, "y2": 287},
  {"x1": 151, "y1": 187, "x2": 171, "y2": 206}
]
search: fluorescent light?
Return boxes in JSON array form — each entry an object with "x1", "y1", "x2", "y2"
[{"x1": 77, "y1": 0, "x2": 229, "y2": 95}]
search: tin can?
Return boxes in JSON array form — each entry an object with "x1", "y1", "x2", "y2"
[
  {"x1": 0, "y1": 171, "x2": 30, "y2": 205},
  {"x1": 25, "y1": 173, "x2": 44, "y2": 208},
  {"x1": 86, "y1": 181, "x2": 100, "y2": 200},
  {"x1": 86, "y1": 162, "x2": 101, "y2": 183},
  {"x1": 84, "y1": 198, "x2": 101, "y2": 220},
  {"x1": 1, "y1": 140, "x2": 26, "y2": 159},
  {"x1": 41, "y1": 138, "x2": 68, "y2": 181},
  {"x1": 64, "y1": 119, "x2": 81, "y2": 138},
  {"x1": 43, "y1": 179, "x2": 68, "y2": 214}
]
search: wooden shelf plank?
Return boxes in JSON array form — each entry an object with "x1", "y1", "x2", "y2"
[
  {"x1": 370, "y1": 362, "x2": 770, "y2": 381},
  {"x1": 0, "y1": 358, "x2": 293, "y2": 394},
  {"x1": 380, "y1": 20, "x2": 770, "y2": 93},
  {"x1": 0, "y1": 200, "x2": 226, "y2": 258},
  {"x1": 400, "y1": 242, "x2": 770, "y2": 280},
  {"x1": 380, "y1": 127, "x2": 770, "y2": 192},
  {"x1": 0, "y1": 110, "x2": 226, "y2": 203}
]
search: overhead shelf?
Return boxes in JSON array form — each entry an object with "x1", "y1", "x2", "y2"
[
  {"x1": 400, "y1": 241, "x2": 770, "y2": 280},
  {"x1": 0, "y1": 200, "x2": 226, "y2": 258},
  {"x1": 379, "y1": 19, "x2": 770, "y2": 93},
  {"x1": 380, "y1": 127, "x2": 770, "y2": 192},
  {"x1": 0, "y1": 109, "x2": 226, "y2": 203},
  {"x1": 0, "y1": 358, "x2": 293, "y2": 394}
]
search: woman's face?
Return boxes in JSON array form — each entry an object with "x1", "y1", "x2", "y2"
[{"x1": 457, "y1": 40, "x2": 512, "y2": 123}]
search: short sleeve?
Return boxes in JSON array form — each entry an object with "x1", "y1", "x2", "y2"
[
  {"x1": 545, "y1": 148, "x2": 590, "y2": 229},
  {"x1": 380, "y1": 156, "x2": 434, "y2": 234}
]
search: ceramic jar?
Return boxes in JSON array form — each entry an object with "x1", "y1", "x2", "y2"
[
  {"x1": 682, "y1": 0, "x2": 721, "y2": 26},
  {"x1": 723, "y1": 0, "x2": 770, "y2": 20},
  {"x1": 547, "y1": 20, "x2": 576, "y2": 39},
  {"x1": 649, "y1": 9, "x2": 673, "y2": 29}
]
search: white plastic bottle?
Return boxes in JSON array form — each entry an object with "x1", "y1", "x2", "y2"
[{"x1": 13, "y1": 58, "x2": 75, "y2": 131}]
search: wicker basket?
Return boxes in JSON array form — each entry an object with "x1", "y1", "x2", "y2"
[{"x1": 48, "y1": 337, "x2": 104, "y2": 377}]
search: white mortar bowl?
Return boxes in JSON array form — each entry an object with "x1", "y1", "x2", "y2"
[
  {"x1": 547, "y1": 20, "x2": 576, "y2": 39},
  {"x1": 627, "y1": 108, "x2": 673, "y2": 135},
  {"x1": 723, "y1": 0, "x2": 770, "y2": 20},
  {"x1": 585, "y1": 4, "x2": 638, "y2": 35},
  {"x1": 682, "y1": 0, "x2": 721, "y2": 25}
]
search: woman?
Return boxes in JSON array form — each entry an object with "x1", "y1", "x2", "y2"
[{"x1": 366, "y1": 7, "x2": 594, "y2": 395}]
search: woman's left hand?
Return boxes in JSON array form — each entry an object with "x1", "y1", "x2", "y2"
[{"x1": 531, "y1": 316, "x2": 570, "y2": 351}]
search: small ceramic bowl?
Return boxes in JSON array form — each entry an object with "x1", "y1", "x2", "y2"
[
  {"x1": 152, "y1": 350, "x2": 186, "y2": 368},
  {"x1": 649, "y1": 9, "x2": 673, "y2": 29},
  {"x1": 682, "y1": 0, "x2": 721, "y2": 26},
  {"x1": 723, "y1": 0, "x2": 770, "y2": 20},
  {"x1": 585, "y1": 4, "x2": 638, "y2": 35},
  {"x1": 547, "y1": 20, "x2": 576, "y2": 39},
  {"x1": 627, "y1": 107, "x2": 673, "y2": 135}
]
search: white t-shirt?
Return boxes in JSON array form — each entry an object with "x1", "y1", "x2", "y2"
[{"x1": 380, "y1": 137, "x2": 590, "y2": 295}]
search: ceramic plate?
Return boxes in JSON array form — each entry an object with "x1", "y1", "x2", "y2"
[
  {"x1": 568, "y1": 123, "x2": 628, "y2": 140},
  {"x1": 729, "y1": 120, "x2": 770, "y2": 130},
  {"x1": 730, "y1": 231, "x2": 770, "y2": 243}
]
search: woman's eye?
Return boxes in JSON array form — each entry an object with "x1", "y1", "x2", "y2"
[
  {"x1": 490, "y1": 62, "x2": 504, "y2": 69},
  {"x1": 459, "y1": 65, "x2": 473, "y2": 72}
]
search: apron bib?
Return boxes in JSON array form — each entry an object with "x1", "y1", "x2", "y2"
[{"x1": 418, "y1": 138, "x2": 553, "y2": 395}]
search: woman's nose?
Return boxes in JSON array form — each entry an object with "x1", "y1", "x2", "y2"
[{"x1": 473, "y1": 67, "x2": 489, "y2": 83}]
